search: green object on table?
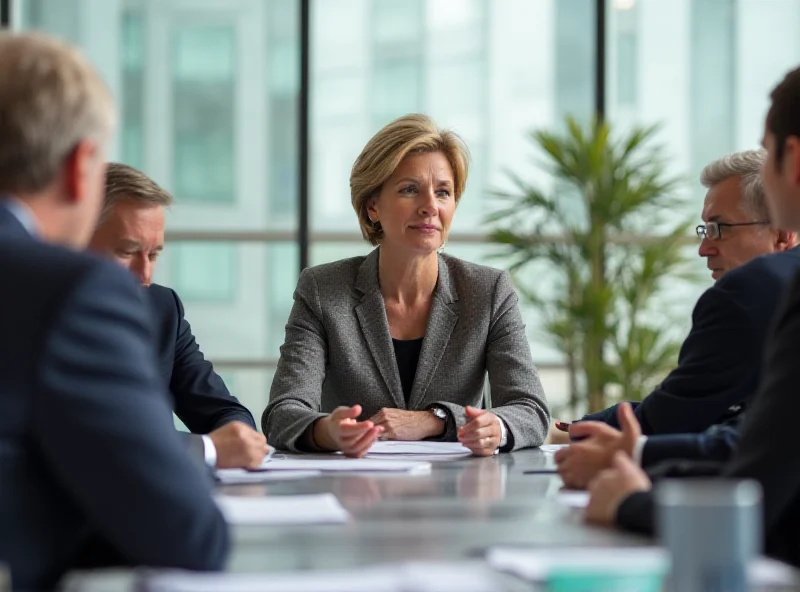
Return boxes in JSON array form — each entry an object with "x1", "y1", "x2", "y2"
[{"x1": 548, "y1": 569, "x2": 665, "y2": 592}]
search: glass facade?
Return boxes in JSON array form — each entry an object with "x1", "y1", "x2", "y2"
[{"x1": 13, "y1": 0, "x2": 800, "y2": 420}]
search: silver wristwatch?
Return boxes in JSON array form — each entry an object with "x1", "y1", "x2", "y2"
[
  {"x1": 431, "y1": 406, "x2": 447, "y2": 422},
  {"x1": 430, "y1": 406, "x2": 448, "y2": 435}
]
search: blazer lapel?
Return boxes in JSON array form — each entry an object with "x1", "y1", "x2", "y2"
[
  {"x1": 408, "y1": 255, "x2": 459, "y2": 410},
  {"x1": 353, "y1": 249, "x2": 406, "y2": 409}
]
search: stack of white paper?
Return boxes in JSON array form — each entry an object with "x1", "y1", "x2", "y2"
[
  {"x1": 263, "y1": 457, "x2": 432, "y2": 474},
  {"x1": 366, "y1": 440, "x2": 473, "y2": 459},
  {"x1": 215, "y1": 469, "x2": 321, "y2": 485},
  {"x1": 214, "y1": 493, "x2": 349, "y2": 525},
  {"x1": 141, "y1": 562, "x2": 499, "y2": 592}
]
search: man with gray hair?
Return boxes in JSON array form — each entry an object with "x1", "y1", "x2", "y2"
[
  {"x1": 0, "y1": 32, "x2": 228, "y2": 589},
  {"x1": 553, "y1": 149, "x2": 800, "y2": 489},
  {"x1": 89, "y1": 163, "x2": 268, "y2": 470},
  {"x1": 698, "y1": 149, "x2": 793, "y2": 279}
]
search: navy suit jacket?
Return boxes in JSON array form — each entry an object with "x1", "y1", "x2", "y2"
[
  {"x1": 583, "y1": 248, "x2": 800, "y2": 439},
  {"x1": 0, "y1": 207, "x2": 229, "y2": 590},
  {"x1": 146, "y1": 284, "x2": 255, "y2": 433},
  {"x1": 616, "y1": 269, "x2": 800, "y2": 568}
]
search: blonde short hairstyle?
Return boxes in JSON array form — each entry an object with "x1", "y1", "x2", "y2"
[
  {"x1": 350, "y1": 114, "x2": 470, "y2": 245},
  {"x1": 101, "y1": 163, "x2": 173, "y2": 224},
  {"x1": 0, "y1": 31, "x2": 115, "y2": 194}
]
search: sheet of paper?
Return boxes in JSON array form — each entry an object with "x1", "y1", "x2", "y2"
[
  {"x1": 366, "y1": 440, "x2": 473, "y2": 457},
  {"x1": 215, "y1": 469, "x2": 321, "y2": 485},
  {"x1": 749, "y1": 557, "x2": 799, "y2": 587},
  {"x1": 487, "y1": 547, "x2": 669, "y2": 580},
  {"x1": 141, "y1": 562, "x2": 497, "y2": 592},
  {"x1": 214, "y1": 493, "x2": 349, "y2": 525},
  {"x1": 556, "y1": 490, "x2": 590, "y2": 508},
  {"x1": 486, "y1": 547, "x2": 798, "y2": 586},
  {"x1": 262, "y1": 457, "x2": 432, "y2": 474},
  {"x1": 539, "y1": 444, "x2": 568, "y2": 453}
]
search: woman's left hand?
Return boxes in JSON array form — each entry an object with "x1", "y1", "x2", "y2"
[
  {"x1": 458, "y1": 406, "x2": 501, "y2": 456},
  {"x1": 369, "y1": 408, "x2": 444, "y2": 440}
]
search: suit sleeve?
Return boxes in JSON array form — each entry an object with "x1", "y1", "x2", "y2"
[
  {"x1": 32, "y1": 263, "x2": 229, "y2": 571},
  {"x1": 581, "y1": 403, "x2": 625, "y2": 428},
  {"x1": 640, "y1": 423, "x2": 740, "y2": 468},
  {"x1": 631, "y1": 274, "x2": 760, "y2": 435},
  {"x1": 168, "y1": 289, "x2": 256, "y2": 432},
  {"x1": 720, "y1": 274, "x2": 800, "y2": 550},
  {"x1": 616, "y1": 491, "x2": 656, "y2": 535},
  {"x1": 262, "y1": 268, "x2": 329, "y2": 451},
  {"x1": 451, "y1": 270, "x2": 550, "y2": 450}
]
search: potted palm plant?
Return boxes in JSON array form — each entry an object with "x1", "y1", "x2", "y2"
[{"x1": 488, "y1": 117, "x2": 699, "y2": 415}]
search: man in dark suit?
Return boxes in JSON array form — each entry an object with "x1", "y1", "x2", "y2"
[
  {"x1": 0, "y1": 32, "x2": 228, "y2": 590},
  {"x1": 551, "y1": 150, "x2": 800, "y2": 488},
  {"x1": 89, "y1": 163, "x2": 268, "y2": 470},
  {"x1": 584, "y1": 65, "x2": 800, "y2": 568}
]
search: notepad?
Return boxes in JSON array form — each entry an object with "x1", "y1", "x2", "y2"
[
  {"x1": 263, "y1": 457, "x2": 432, "y2": 474},
  {"x1": 214, "y1": 493, "x2": 350, "y2": 525},
  {"x1": 367, "y1": 441, "x2": 473, "y2": 457},
  {"x1": 215, "y1": 469, "x2": 321, "y2": 485}
]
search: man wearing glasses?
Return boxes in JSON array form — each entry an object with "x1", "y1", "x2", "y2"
[
  {"x1": 582, "y1": 67, "x2": 800, "y2": 569},
  {"x1": 553, "y1": 149, "x2": 800, "y2": 489},
  {"x1": 696, "y1": 153, "x2": 787, "y2": 281}
]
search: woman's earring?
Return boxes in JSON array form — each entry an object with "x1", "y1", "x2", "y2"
[{"x1": 437, "y1": 240, "x2": 447, "y2": 254}]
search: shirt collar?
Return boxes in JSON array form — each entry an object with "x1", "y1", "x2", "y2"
[{"x1": 1, "y1": 197, "x2": 39, "y2": 238}]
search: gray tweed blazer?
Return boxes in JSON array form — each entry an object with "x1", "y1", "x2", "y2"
[{"x1": 262, "y1": 248, "x2": 550, "y2": 451}]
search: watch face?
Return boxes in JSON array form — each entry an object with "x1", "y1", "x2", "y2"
[{"x1": 433, "y1": 408, "x2": 446, "y2": 420}]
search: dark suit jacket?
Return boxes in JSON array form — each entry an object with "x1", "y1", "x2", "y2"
[
  {"x1": 639, "y1": 416, "x2": 743, "y2": 468},
  {"x1": 583, "y1": 247, "x2": 800, "y2": 435},
  {"x1": 0, "y1": 207, "x2": 229, "y2": 590},
  {"x1": 146, "y1": 284, "x2": 255, "y2": 433},
  {"x1": 616, "y1": 269, "x2": 800, "y2": 568},
  {"x1": 264, "y1": 249, "x2": 551, "y2": 451}
]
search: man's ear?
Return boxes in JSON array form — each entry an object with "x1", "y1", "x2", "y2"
[
  {"x1": 784, "y1": 136, "x2": 800, "y2": 186},
  {"x1": 777, "y1": 229, "x2": 798, "y2": 249},
  {"x1": 62, "y1": 139, "x2": 98, "y2": 205}
]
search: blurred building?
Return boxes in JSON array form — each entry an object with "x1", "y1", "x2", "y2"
[{"x1": 13, "y1": 0, "x2": 800, "y2": 419}]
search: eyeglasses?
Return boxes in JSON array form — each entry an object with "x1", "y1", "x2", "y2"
[{"x1": 696, "y1": 221, "x2": 770, "y2": 241}]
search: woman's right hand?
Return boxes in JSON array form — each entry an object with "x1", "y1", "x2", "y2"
[{"x1": 313, "y1": 404, "x2": 383, "y2": 457}]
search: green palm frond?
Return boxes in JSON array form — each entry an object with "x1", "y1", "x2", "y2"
[{"x1": 485, "y1": 116, "x2": 699, "y2": 414}]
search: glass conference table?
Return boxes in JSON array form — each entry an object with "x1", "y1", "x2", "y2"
[{"x1": 61, "y1": 448, "x2": 798, "y2": 591}]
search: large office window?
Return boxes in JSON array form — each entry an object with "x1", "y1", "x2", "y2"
[
  {"x1": 16, "y1": 0, "x2": 300, "y2": 420},
  {"x1": 310, "y1": 0, "x2": 595, "y2": 413},
  {"x1": 17, "y1": 0, "x2": 800, "y2": 419}
]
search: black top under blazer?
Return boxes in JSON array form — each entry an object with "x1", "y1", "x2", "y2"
[{"x1": 263, "y1": 248, "x2": 551, "y2": 452}]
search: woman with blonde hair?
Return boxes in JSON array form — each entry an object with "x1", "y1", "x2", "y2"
[{"x1": 263, "y1": 114, "x2": 550, "y2": 456}]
